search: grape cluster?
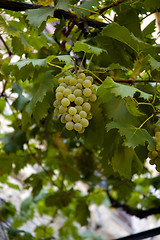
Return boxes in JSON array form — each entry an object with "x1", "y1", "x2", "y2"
[
  {"x1": 53, "y1": 73, "x2": 97, "y2": 133},
  {"x1": 148, "y1": 125, "x2": 160, "y2": 172}
]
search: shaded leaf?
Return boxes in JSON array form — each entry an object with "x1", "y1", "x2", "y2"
[{"x1": 73, "y1": 41, "x2": 106, "y2": 55}]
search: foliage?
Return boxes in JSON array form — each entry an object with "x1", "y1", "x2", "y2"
[{"x1": 0, "y1": 0, "x2": 160, "y2": 239}]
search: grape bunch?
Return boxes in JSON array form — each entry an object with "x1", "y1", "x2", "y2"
[
  {"x1": 148, "y1": 123, "x2": 160, "y2": 172},
  {"x1": 53, "y1": 73, "x2": 97, "y2": 133}
]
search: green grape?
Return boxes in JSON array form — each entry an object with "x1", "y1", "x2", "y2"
[
  {"x1": 69, "y1": 107, "x2": 77, "y2": 115},
  {"x1": 59, "y1": 105, "x2": 67, "y2": 114},
  {"x1": 152, "y1": 150, "x2": 158, "y2": 159},
  {"x1": 155, "y1": 131, "x2": 160, "y2": 141},
  {"x1": 90, "y1": 84, "x2": 97, "y2": 94},
  {"x1": 73, "y1": 114, "x2": 81, "y2": 123},
  {"x1": 75, "y1": 97, "x2": 83, "y2": 106},
  {"x1": 74, "y1": 123, "x2": 82, "y2": 132},
  {"x1": 87, "y1": 112, "x2": 92, "y2": 120},
  {"x1": 79, "y1": 110, "x2": 87, "y2": 118},
  {"x1": 60, "y1": 83, "x2": 67, "y2": 88},
  {"x1": 63, "y1": 88, "x2": 72, "y2": 97},
  {"x1": 70, "y1": 86, "x2": 76, "y2": 92},
  {"x1": 61, "y1": 98, "x2": 70, "y2": 107},
  {"x1": 155, "y1": 158, "x2": 160, "y2": 166},
  {"x1": 82, "y1": 102, "x2": 91, "y2": 112},
  {"x1": 77, "y1": 78, "x2": 83, "y2": 84},
  {"x1": 80, "y1": 118, "x2": 89, "y2": 128},
  {"x1": 75, "y1": 106, "x2": 82, "y2": 113},
  {"x1": 147, "y1": 144, "x2": 155, "y2": 152},
  {"x1": 54, "y1": 108, "x2": 59, "y2": 115},
  {"x1": 68, "y1": 94, "x2": 76, "y2": 102},
  {"x1": 78, "y1": 73, "x2": 86, "y2": 80},
  {"x1": 66, "y1": 121, "x2": 74, "y2": 131},
  {"x1": 65, "y1": 114, "x2": 72, "y2": 122},
  {"x1": 76, "y1": 83, "x2": 82, "y2": 89},
  {"x1": 86, "y1": 76, "x2": 93, "y2": 83},
  {"x1": 83, "y1": 88, "x2": 92, "y2": 97},
  {"x1": 83, "y1": 80, "x2": 92, "y2": 88},
  {"x1": 83, "y1": 97, "x2": 89, "y2": 102},
  {"x1": 56, "y1": 86, "x2": 65, "y2": 92},
  {"x1": 70, "y1": 77, "x2": 77, "y2": 85},
  {"x1": 56, "y1": 92, "x2": 63, "y2": 100},
  {"x1": 74, "y1": 89, "x2": 82, "y2": 97},
  {"x1": 89, "y1": 94, "x2": 97, "y2": 102},
  {"x1": 53, "y1": 99, "x2": 61, "y2": 107},
  {"x1": 156, "y1": 143, "x2": 160, "y2": 151},
  {"x1": 149, "y1": 159, "x2": 155, "y2": 165},
  {"x1": 58, "y1": 77, "x2": 64, "y2": 83},
  {"x1": 60, "y1": 114, "x2": 67, "y2": 123},
  {"x1": 64, "y1": 76, "x2": 72, "y2": 84}
]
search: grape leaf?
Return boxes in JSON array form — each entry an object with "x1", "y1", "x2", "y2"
[
  {"x1": 74, "y1": 0, "x2": 99, "y2": 17},
  {"x1": 144, "y1": 0, "x2": 160, "y2": 11},
  {"x1": 141, "y1": 54, "x2": 160, "y2": 71},
  {"x1": 125, "y1": 97, "x2": 145, "y2": 117},
  {"x1": 47, "y1": 55, "x2": 72, "y2": 65},
  {"x1": 97, "y1": 77, "x2": 152, "y2": 100},
  {"x1": 73, "y1": 41, "x2": 106, "y2": 55},
  {"x1": 55, "y1": 0, "x2": 70, "y2": 10},
  {"x1": 106, "y1": 121, "x2": 155, "y2": 149},
  {"x1": 25, "y1": 7, "x2": 54, "y2": 27},
  {"x1": 102, "y1": 22, "x2": 151, "y2": 53},
  {"x1": 10, "y1": 59, "x2": 47, "y2": 69}
]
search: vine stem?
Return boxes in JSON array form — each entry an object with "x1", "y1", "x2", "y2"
[
  {"x1": 47, "y1": 62, "x2": 74, "y2": 76},
  {"x1": 69, "y1": 4, "x2": 98, "y2": 15},
  {"x1": 83, "y1": 69, "x2": 103, "y2": 83},
  {"x1": 138, "y1": 113, "x2": 154, "y2": 129}
]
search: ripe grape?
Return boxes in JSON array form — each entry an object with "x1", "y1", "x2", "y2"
[
  {"x1": 89, "y1": 94, "x2": 97, "y2": 102},
  {"x1": 61, "y1": 98, "x2": 70, "y2": 107},
  {"x1": 65, "y1": 114, "x2": 72, "y2": 122},
  {"x1": 83, "y1": 80, "x2": 92, "y2": 88},
  {"x1": 75, "y1": 106, "x2": 82, "y2": 113},
  {"x1": 83, "y1": 88, "x2": 92, "y2": 97},
  {"x1": 73, "y1": 114, "x2": 81, "y2": 123},
  {"x1": 80, "y1": 118, "x2": 89, "y2": 128},
  {"x1": 53, "y1": 99, "x2": 61, "y2": 107},
  {"x1": 79, "y1": 110, "x2": 87, "y2": 118},
  {"x1": 56, "y1": 86, "x2": 65, "y2": 92},
  {"x1": 54, "y1": 108, "x2": 59, "y2": 115},
  {"x1": 58, "y1": 77, "x2": 64, "y2": 83},
  {"x1": 59, "y1": 105, "x2": 67, "y2": 114},
  {"x1": 74, "y1": 123, "x2": 82, "y2": 132},
  {"x1": 63, "y1": 89, "x2": 72, "y2": 97},
  {"x1": 68, "y1": 94, "x2": 75, "y2": 102},
  {"x1": 74, "y1": 89, "x2": 82, "y2": 97},
  {"x1": 66, "y1": 121, "x2": 74, "y2": 130},
  {"x1": 61, "y1": 114, "x2": 67, "y2": 123},
  {"x1": 75, "y1": 97, "x2": 83, "y2": 106},
  {"x1": 70, "y1": 78, "x2": 77, "y2": 85},
  {"x1": 77, "y1": 78, "x2": 83, "y2": 84},
  {"x1": 86, "y1": 76, "x2": 93, "y2": 83},
  {"x1": 76, "y1": 83, "x2": 82, "y2": 89},
  {"x1": 78, "y1": 73, "x2": 86, "y2": 80},
  {"x1": 56, "y1": 92, "x2": 63, "y2": 100},
  {"x1": 69, "y1": 107, "x2": 77, "y2": 115},
  {"x1": 82, "y1": 102, "x2": 91, "y2": 112},
  {"x1": 64, "y1": 76, "x2": 72, "y2": 84}
]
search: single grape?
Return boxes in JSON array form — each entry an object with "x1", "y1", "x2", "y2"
[
  {"x1": 56, "y1": 86, "x2": 65, "y2": 93},
  {"x1": 70, "y1": 86, "x2": 76, "y2": 92},
  {"x1": 56, "y1": 92, "x2": 63, "y2": 100},
  {"x1": 73, "y1": 114, "x2": 81, "y2": 123},
  {"x1": 83, "y1": 97, "x2": 89, "y2": 102},
  {"x1": 54, "y1": 108, "x2": 59, "y2": 115},
  {"x1": 87, "y1": 112, "x2": 92, "y2": 120},
  {"x1": 80, "y1": 118, "x2": 89, "y2": 128},
  {"x1": 69, "y1": 107, "x2": 77, "y2": 115},
  {"x1": 64, "y1": 76, "x2": 72, "y2": 84},
  {"x1": 75, "y1": 97, "x2": 83, "y2": 106},
  {"x1": 75, "y1": 106, "x2": 82, "y2": 113},
  {"x1": 74, "y1": 89, "x2": 82, "y2": 97},
  {"x1": 155, "y1": 131, "x2": 160, "y2": 141},
  {"x1": 83, "y1": 88, "x2": 92, "y2": 97},
  {"x1": 53, "y1": 99, "x2": 61, "y2": 107},
  {"x1": 74, "y1": 123, "x2": 82, "y2": 132},
  {"x1": 152, "y1": 150, "x2": 158, "y2": 159},
  {"x1": 79, "y1": 110, "x2": 87, "y2": 118},
  {"x1": 78, "y1": 127, "x2": 85, "y2": 134},
  {"x1": 60, "y1": 83, "x2": 67, "y2": 88},
  {"x1": 90, "y1": 84, "x2": 97, "y2": 94},
  {"x1": 63, "y1": 88, "x2": 72, "y2": 97},
  {"x1": 147, "y1": 144, "x2": 156, "y2": 152},
  {"x1": 61, "y1": 98, "x2": 70, "y2": 107},
  {"x1": 65, "y1": 114, "x2": 72, "y2": 122},
  {"x1": 82, "y1": 102, "x2": 91, "y2": 112},
  {"x1": 59, "y1": 105, "x2": 67, "y2": 114},
  {"x1": 78, "y1": 73, "x2": 86, "y2": 80},
  {"x1": 76, "y1": 83, "x2": 82, "y2": 89},
  {"x1": 83, "y1": 79, "x2": 92, "y2": 88},
  {"x1": 70, "y1": 77, "x2": 77, "y2": 85},
  {"x1": 156, "y1": 143, "x2": 160, "y2": 151},
  {"x1": 77, "y1": 78, "x2": 83, "y2": 84},
  {"x1": 58, "y1": 77, "x2": 64, "y2": 83},
  {"x1": 86, "y1": 76, "x2": 93, "y2": 83},
  {"x1": 89, "y1": 94, "x2": 97, "y2": 102},
  {"x1": 66, "y1": 121, "x2": 74, "y2": 131},
  {"x1": 68, "y1": 94, "x2": 76, "y2": 102},
  {"x1": 61, "y1": 114, "x2": 67, "y2": 123}
]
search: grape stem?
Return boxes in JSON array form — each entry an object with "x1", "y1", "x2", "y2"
[
  {"x1": 47, "y1": 62, "x2": 74, "y2": 76},
  {"x1": 138, "y1": 113, "x2": 154, "y2": 129}
]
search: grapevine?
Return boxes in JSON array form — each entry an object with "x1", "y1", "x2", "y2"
[{"x1": 53, "y1": 73, "x2": 97, "y2": 133}]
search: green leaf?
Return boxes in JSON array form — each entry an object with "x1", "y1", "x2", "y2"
[
  {"x1": 10, "y1": 58, "x2": 47, "y2": 69},
  {"x1": 73, "y1": 41, "x2": 106, "y2": 55},
  {"x1": 106, "y1": 121, "x2": 155, "y2": 149},
  {"x1": 35, "y1": 225, "x2": 54, "y2": 239},
  {"x1": 25, "y1": 7, "x2": 54, "y2": 27},
  {"x1": 55, "y1": 0, "x2": 70, "y2": 10},
  {"x1": 97, "y1": 77, "x2": 152, "y2": 100},
  {"x1": 144, "y1": 0, "x2": 160, "y2": 11},
  {"x1": 125, "y1": 97, "x2": 145, "y2": 117},
  {"x1": 102, "y1": 63, "x2": 128, "y2": 71},
  {"x1": 74, "y1": 0, "x2": 99, "y2": 17},
  {"x1": 141, "y1": 54, "x2": 160, "y2": 71},
  {"x1": 75, "y1": 199, "x2": 90, "y2": 226},
  {"x1": 102, "y1": 22, "x2": 151, "y2": 53},
  {"x1": 12, "y1": 36, "x2": 24, "y2": 57},
  {"x1": 47, "y1": 55, "x2": 72, "y2": 65}
]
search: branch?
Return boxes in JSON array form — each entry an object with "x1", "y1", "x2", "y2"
[
  {"x1": 99, "y1": 0, "x2": 127, "y2": 14},
  {"x1": 0, "y1": 1, "x2": 107, "y2": 29},
  {"x1": 107, "y1": 190, "x2": 160, "y2": 219},
  {"x1": 0, "y1": 35, "x2": 12, "y2": 56}
]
